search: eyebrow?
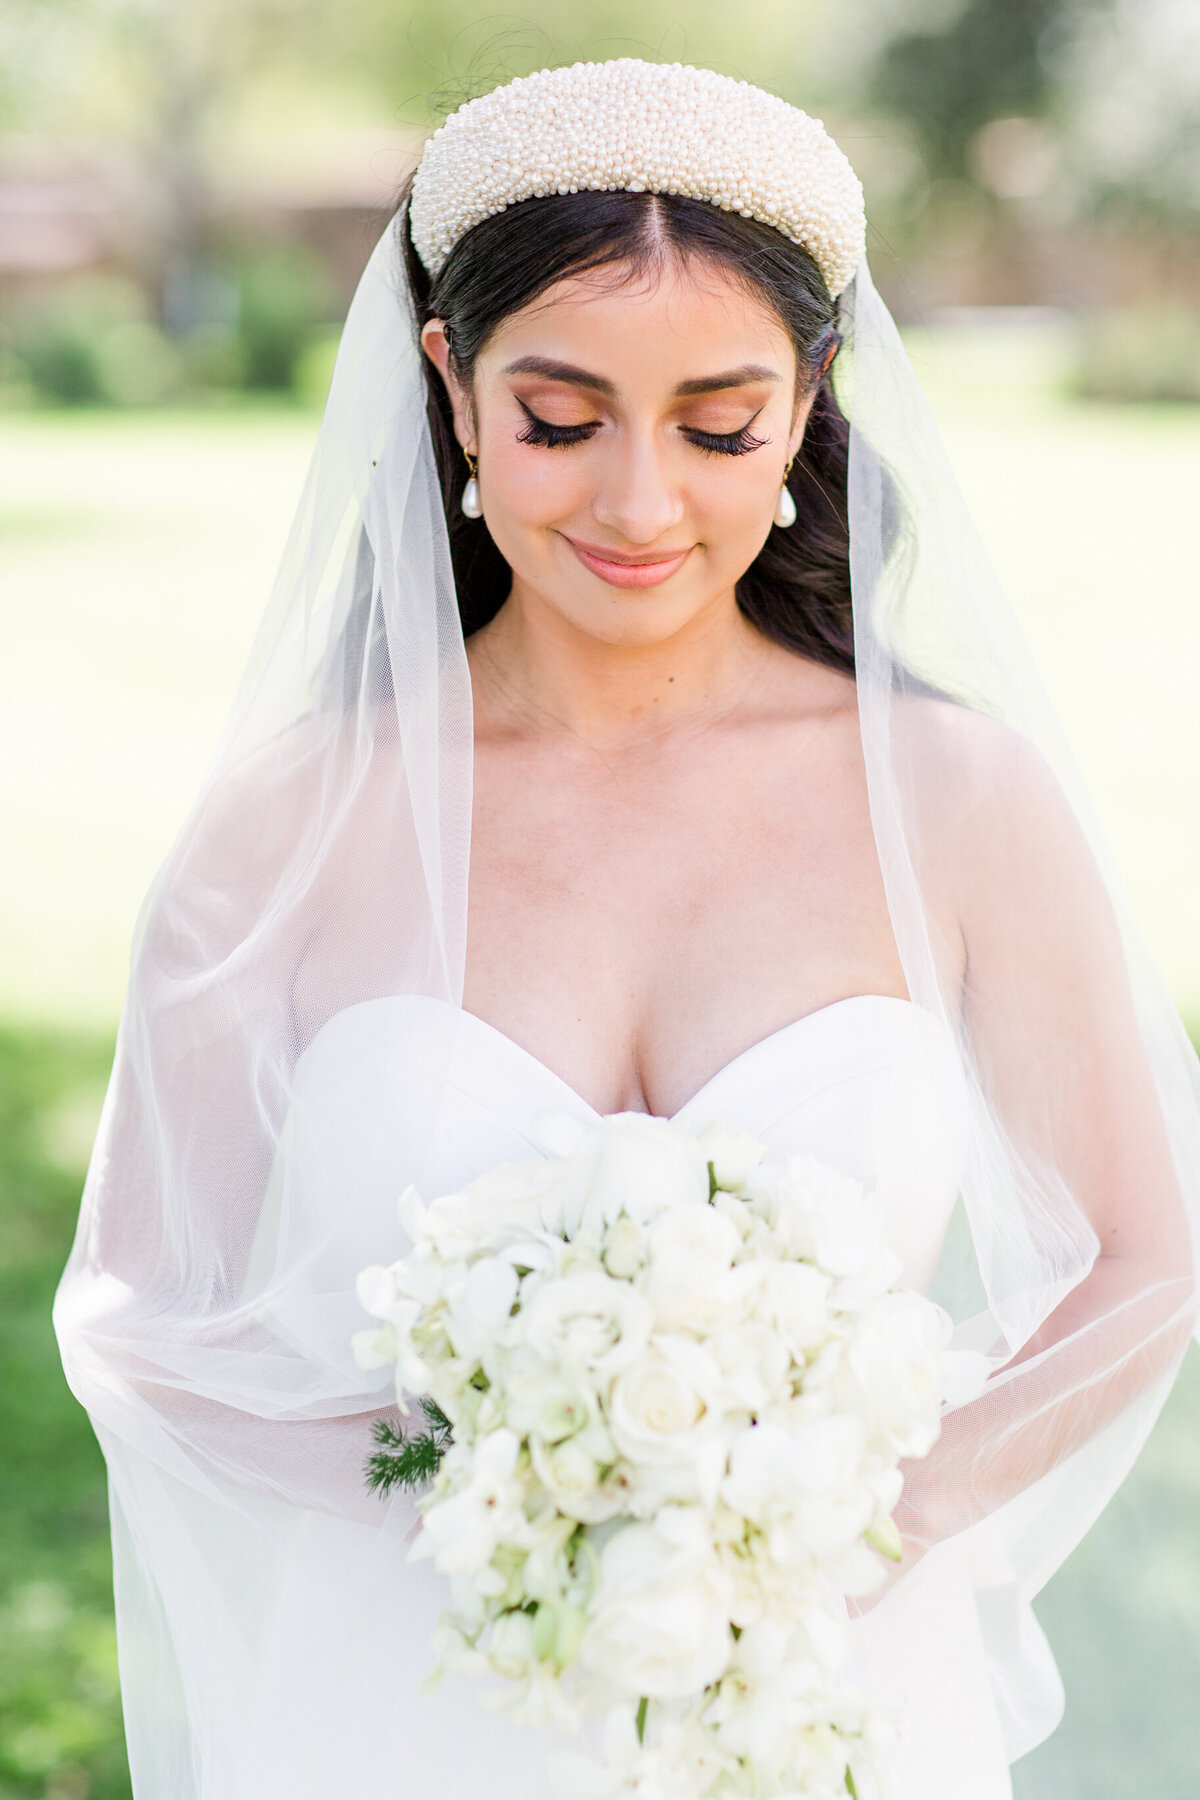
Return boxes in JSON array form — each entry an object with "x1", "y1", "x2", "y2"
[{"x1": 500, "y1": 355, "x2": 780, "y2": 397}]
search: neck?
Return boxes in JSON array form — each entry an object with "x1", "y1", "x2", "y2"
[{"x1": 467, "y1": 579, "x2": 775, "y2": 750}]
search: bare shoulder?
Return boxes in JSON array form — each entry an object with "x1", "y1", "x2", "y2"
[
  {"x1": 889, "y1": 693, "x2": 1076, "y2": 833},
  {"x1": 149, "y1": 703, "x2": 402, "y2": 942}
]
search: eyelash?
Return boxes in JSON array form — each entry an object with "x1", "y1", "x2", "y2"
[{"x1": 515, "y1": 401, "x2": 767, "y2": 458}]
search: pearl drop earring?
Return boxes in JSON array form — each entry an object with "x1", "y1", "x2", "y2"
[
  {"x1": 774, "y1": 457, "x2": 797, "y2": 529},
  {"x1": 461, "y1": 449, "x2": 482, "y2": 519}
]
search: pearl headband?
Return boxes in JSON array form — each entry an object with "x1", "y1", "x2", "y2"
[{"x1": 409, "y1": 59, "x2": 866, "y2": 299}]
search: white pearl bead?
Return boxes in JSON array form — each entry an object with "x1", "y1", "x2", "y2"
[{"x1": 774, "y1": 482, "x2": 798, "y2": 530}]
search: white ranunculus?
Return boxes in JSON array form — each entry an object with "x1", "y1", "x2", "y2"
[
  {"x1": 705, "y1": 1319, "x2": 790, "y2": 1415},
  {"x1": 644, "y1": 1206, "x2": 741, "y2": 1332},
  {"x1": 582, "y1": 1520, "x2": 733, "y2": 1699},
  {"x1": 572, "y1": 1113, "x2": 711, "y2": 1234},
  {"x1": 698, "y1": 1119, "x2": 767, "y2": 1192},
  {"x1": 766, "y1": 1156, "x2": 887, "y2": 1278},
  {"x1": 834, "y1": 1290, "x2": 951, "y2": 1458},
  {"x1": 519, "y1": 1272, "x2": 653, "y2": 1377},
  {"x1": 743, "y1": 1259, "x2": 832, "y2": 1359}
]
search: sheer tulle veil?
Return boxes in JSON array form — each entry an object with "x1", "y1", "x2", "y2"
[{"x1": 54, "y1": 70, "x2": 1200, "y2": 1799}]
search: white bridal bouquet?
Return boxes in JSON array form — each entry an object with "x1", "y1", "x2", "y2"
[{"x1": 353, "y1": 1111, "x2": 963, "y2": 1800}]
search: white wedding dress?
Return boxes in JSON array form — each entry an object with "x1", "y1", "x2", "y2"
[{"x1": 209, "y1": 989, "x2": 1021, "y2": 1800}]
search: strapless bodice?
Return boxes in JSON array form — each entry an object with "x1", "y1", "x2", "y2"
[{"x1": 256, "y1": 991, "x2": 972, "y2": 1382}]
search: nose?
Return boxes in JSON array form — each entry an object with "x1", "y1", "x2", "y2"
[{"x1": 589, "y1": 427, "x2": 686, "y2": 546}]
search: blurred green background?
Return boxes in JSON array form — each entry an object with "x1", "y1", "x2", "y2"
[{"x1": 2, "y1": 2, "x2": 1199, "y2": 1797}]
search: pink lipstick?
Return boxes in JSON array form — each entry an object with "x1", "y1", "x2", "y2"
[{"x1": 562, "y1": 535, "x2": 692, "y2": 589}]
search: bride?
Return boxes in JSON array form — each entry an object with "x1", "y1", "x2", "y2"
[{"x1": 54, "y1": 59, "x2": 1199, "y2": 1800}]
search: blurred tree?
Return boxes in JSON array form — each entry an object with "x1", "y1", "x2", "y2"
[
  {"x1": 866, "y1": 0, "x2": 1105, "y2": 181},
  {"x1": 0, "y1": 0, "x2": 828, "y2": 332}
]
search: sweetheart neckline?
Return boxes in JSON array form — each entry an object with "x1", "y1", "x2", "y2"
[{"x1": 444, "y1": 992, "x2": 944, "y2": 1124}]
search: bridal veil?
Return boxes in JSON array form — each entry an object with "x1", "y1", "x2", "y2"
[{"x1": 53, "y1": 60, "x2": 1200, "y2": 1798}]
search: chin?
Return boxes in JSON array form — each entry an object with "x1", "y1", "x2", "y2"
[{"x1": 549, "y1": 585, "x2": 726, "y2": 650}]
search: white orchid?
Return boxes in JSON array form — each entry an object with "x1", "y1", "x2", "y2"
[{"x1": 412, "y1": 1428, "x2": 532, "y2": 1578}]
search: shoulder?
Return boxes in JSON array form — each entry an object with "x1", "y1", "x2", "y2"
[
  {"x1": 889, "y1": 693, "x2": 1078, "y2": 836},
  {"x1": 892, "y1": 696, "x2": 1117, "y2": 966},
  {"x1": 140, "y1": 704, "x2": 401, "y2": 959}
]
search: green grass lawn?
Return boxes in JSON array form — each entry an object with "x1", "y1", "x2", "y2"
[
  {"x1": 0, "y1": 1024, "x2": 127, "y2": 1800},
  {"x1": 1, "y1": 343, "x2": 1199, "y2": 1796}
]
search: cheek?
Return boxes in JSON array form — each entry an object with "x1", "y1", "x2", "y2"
[
  {"x1": 479, "y1": 433, "x2": 590, "y2": 533},
  {"x1": 689, "y1": 455, "x2": 781, "y2": 549}
]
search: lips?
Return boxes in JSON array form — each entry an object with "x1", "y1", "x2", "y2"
[{"x1": 562, "y1": 535, "x2": 693, "y2": 590}]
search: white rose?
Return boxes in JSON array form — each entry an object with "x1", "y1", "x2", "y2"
[
  {"x1": 834, "y1": 1290, "x2": 951, "y2": 1458},
  {"x1": 698, "y1": 1119, "x2": 767, "y2": 1192},
  {"x1": 608, "y1": 1338, "x2": 729, "y2": 1507},
  {"x1": 582, "y1": 1519, "x2": 733, "y2": 1699},
  {"x1": 644, "y1": 1205, "x2": 741, "y2": 1332},
  {"x1": 519, "y1": 1272, "x2": 653, "y2": 1377},
  {"x1": 573, "y1": 1114, "x2": 710, "y2": 1234}
]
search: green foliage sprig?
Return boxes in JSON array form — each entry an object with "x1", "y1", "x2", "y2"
[{"x1": 365, "y1": 1399, "x2": 453, "y2": 1496}]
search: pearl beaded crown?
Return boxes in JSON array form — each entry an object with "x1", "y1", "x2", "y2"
[{"x1": 409, "y1": 59, "x2": 866, "y2": 299}]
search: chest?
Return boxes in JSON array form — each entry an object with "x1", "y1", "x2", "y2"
[{"x1": 463, "y1": 717, "x2": 916, "y2": 1115}]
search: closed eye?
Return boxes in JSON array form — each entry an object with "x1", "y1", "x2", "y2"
[
  {"x1": 516, "y1": 401, "x2": 600, "y2": 448},
  {"x1": 514, "y1": 400, "x2": 769, "y2": 457},
  {"x1": 681, "y1": 423, "x2": 768, "y2": 457}
]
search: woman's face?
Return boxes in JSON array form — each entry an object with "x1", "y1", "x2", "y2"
[{"x1": 421, "y1": 257, "x2": 817, "y2": 648}]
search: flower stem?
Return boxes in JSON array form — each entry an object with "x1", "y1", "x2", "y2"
[{"x1": 636, "y1": 1697, "x2": 649, "y2": 1745}]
